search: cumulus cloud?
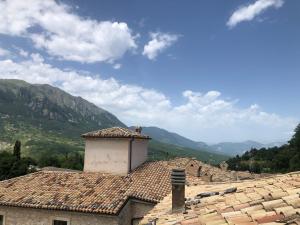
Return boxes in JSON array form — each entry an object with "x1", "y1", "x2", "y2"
[
  {"x1": 0, "y1": 54, "x2": 296, "y2": 142},
  {"x1": 227, "y1": 0, "x2": 284, "y2": 28},
  {"x1": 0, "y1": 0, "x2": 137, "y2": 63},
  {"x1": 0, "y1": 47, "x2": 10, "y2": 56},
  {"x1": 18, "y1": 49, "x2": 29, "y2": 57},
  {"x1": 143, "y1": 32, "x2": 179, "y2": 60},
  {"x1": 113, "y1": 63, "x2": 122, "y2": 70}
]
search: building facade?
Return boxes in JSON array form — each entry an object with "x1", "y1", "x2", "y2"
[{"x1": 0, "y1": 127, "x2": 171, "y2": 225}]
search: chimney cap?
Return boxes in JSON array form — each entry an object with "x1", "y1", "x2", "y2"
[{"x1": 135, "y1": 126, "x2": 142, "y2": 134}]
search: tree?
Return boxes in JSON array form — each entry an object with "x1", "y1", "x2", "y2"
[
  {"x1": 289, "y1": 123, "x2": 300, "y2": 150},
  {"x1": 0, "y1": 151, "x2": 36, "y2": 181},
  {"x1": 289, "y1": 154, "x2": 300, "y2": 171},
  {"x1": 39, "y1": 155, "x2": 61, "y2": 168},
  {"x1": 13, "y1": 140, "x2": 21, "y2": 160},
  {"x1": 60, "y1": 152, "x2": 84, "y2": 170},
  {"x1": 0, "y1": 151, "x2": 16, "y2": 180}
]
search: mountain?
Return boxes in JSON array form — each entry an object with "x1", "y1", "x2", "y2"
[
  {"x1": 211, "y1": 141, "x2": 287, "y2": 156},
  {"x1": 148, "y1": 140, "x2": 228, "y2": 164},
  {"x1": 131, "y1": 126, "x2": 208, "y2": 149},
  {"x1": 0, "y1": 79, "x2": 125, "y2": 134},
  {"x1": 210, "y1": 141, "x2": 264, "y2": 156},
  {"x1": 0, "y1": 79, "x2": 125, "y2": 160},
  {"x1": 0, "y1": 79, "x2": 228, "y2": 164},
  {"x1": 133, "y1": 126, "x2": 285, "y2": 157}
]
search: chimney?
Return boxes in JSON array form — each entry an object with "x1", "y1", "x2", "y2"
[
  {"x1": 171, "y1": 169, "x2": 186, "y2": 213},
  {"x1": 135, "y1": 126, "x2": 142, "y2": 134}
]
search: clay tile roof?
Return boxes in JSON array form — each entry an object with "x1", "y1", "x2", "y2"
[
  {"x1": 81, "y1": 127, "x2": 151, "y2": 139},
  {"x1": 0, "y1": 161, "x2": 170, "y2": 215},
  {"x1": 140, "y1": 171, "x2": 300, "y2": 225}
]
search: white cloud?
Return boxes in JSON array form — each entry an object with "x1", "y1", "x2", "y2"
[
  {"x1": 227, "y1": 0, "x2": 284, "y2": 28},
  {"x1": 113, "y1": 63, "x2": 122, "y2": 70},
  {"x1": 0, "y1": 0, "x2": 137, "y2": 63},
  {"x1": 0, "y1": 55, "x2": 296, "y2": 143},
  {"x1": 143, "y1": 32, "x2": 179, "y2": 60},
  {"x1": 0, "y1": 47, "x2": 10, "y2": 56},
  {"x1": 18, "y1": 49, "x2": 29, "y2": 57}
]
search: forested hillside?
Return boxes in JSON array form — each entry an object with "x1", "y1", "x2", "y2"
[{"x1": 227, "y1": 124, "x2": 300, "y2": 173}]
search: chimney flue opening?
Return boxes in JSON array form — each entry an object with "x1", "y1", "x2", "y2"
[{"x1": 171, "y1": 168, "x2": 186, "y2": 213}]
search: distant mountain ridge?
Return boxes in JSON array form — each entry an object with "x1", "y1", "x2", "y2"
[
  {"x1": 0, "y1": 79, "x2": 125, "y2": 135},
  {"x1": 131, "y1": 126, "x2": 208, "y2": 149},
  {"x1": 136, "y1": 126, "x2": 286, "y2": 156},
  {"x1": 0, "y1": 79, "x2": 228, "y2": 164}
]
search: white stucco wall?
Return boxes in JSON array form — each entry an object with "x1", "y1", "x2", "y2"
[
  {"x1": 130, "y1": 139, "x2": 148, "y2": 171},
  {"x1": 83, "y1": 138, "x2": 130, "y2": 175}
]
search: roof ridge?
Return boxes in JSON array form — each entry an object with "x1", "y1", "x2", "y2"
[{"x1": 81, "y1": 126, "x2": 151, "y2": 139}]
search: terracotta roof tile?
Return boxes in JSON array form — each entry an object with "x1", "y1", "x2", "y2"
[
  {"x1": 255, "y1": 213, "x2": 284, "y2": 224},
  {"x1": 250, "y1": 211, "x2": 276, "y2": 220},
  {"x1": 181, "y1": 218, "x2": 200, "y2": 225},
  {"x1": 233, "y1": 203, "x2": 251, "y2": 211},
  {"x1": 81, "y1": 127, "x2": 151, "y2": 139},
  {"x1": 227, "y1": 215, "x2": 253, "y2": 223},
  {"x1": 0, "y1": 161, "x2": 170, "y2": 215},
  {"x1": 268, "y1": 191, "x2": 288, "y2": 200},
  {"x1": 274, "y1": 206, "x2": 296, "y2": 217},
  {"x1": 140, "y1": 171, "x2": 300, "y2": 225},
  {"x1": 241, "y1": 205, "x2": 264, "y2": 214},
  {"x1": 221, "y1": 211, "x2": 242, "y2": 218},
  {"x1": 262, "y1": 199, "x2": 285, "y2": 211},
  {"x1": 233, "y1": 222, "x2": 257, "y2": 225}
]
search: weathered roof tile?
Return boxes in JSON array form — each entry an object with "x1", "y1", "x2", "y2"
[
  {"x1": 81, "y1": 127, "x2": 151, "y2": 139},
  {"x1": 0, "y1": 161, "x2": 170, "y2": 215},
  {"x1": 140, "y1": 171, "x2": 300, "y2": 225}
]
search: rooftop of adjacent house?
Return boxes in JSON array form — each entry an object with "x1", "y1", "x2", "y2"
[
  {"x1": 167, "y1": 157, "x2": 264, "y2": 185},
  {"x1": 0, "y1": 161, "x2": 170, "y2": 215},
  {"x1": 140, "y1": 171, "x2": 300, "y2": 225},
  {"x1": 0, "y1": 157, "x2": 268, "y2": 217},
  {"x1": 81, "y1": 126, "x2": 151, "y2": 139}
]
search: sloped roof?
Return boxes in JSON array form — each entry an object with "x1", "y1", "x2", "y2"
[
  {"x1": 166, "y1": 157, "x2": 261, "y2": 184},
  {"x1": 81, "y1": 127, "x2": 151, "y2": 139},
  {"x1": 140, "y1": 172, "x2": 300, "y2": 225},
  {"x1": 0, "y1": 161, "x2": 170, "y2": 215}
]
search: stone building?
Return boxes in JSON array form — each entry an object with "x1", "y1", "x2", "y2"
[
  {"x1": 0, "y1": 127, "x2": 172, "y2": 225},
  {"x1": 0, "y1": 128, "x2": 264, "y2": 225},
  {"x1": 219, "y1": 161, "x2": 229, "y2": 171},
  {"x1": 166, "y1": 158, "x2": 258, "y2": 184},
  {"x1": 185, "y1": 158, "x2": 202, "y2": 177}
]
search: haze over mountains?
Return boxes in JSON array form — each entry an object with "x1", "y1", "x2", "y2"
[
  {"x1": 134, "y1": 126, "x2": 286, "y2": 156},
  {"x1": 0, "y1": 79, "x2": 228, "y2": 163}
]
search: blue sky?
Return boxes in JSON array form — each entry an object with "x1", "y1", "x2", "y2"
[{"x1": 0, "y1": 0, "x2": 299, "y2": 143}]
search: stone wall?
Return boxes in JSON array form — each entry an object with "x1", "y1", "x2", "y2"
[
  {"x1": 131, "y1": 200, "x2": 155, "y2": 224},
  {"x1": 0, "y1": 199, "x2": 155, "y2": 225},
  {"x1": 185, "y1": 159, "x2": 201, "y2": 177},
  {"x1": 0, "y1": 206, "x2": 118, "y2": 225}
]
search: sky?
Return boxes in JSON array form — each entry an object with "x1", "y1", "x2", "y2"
[{"x1": 0, "y1": 0, "x2": 299, "y2": 143}]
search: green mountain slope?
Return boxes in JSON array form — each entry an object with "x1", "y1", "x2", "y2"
[
  {"x1": 148, "y1": 140, "x2": 228, "y2": 164},
  {"x1": 0, "y1": 79, "x2": 228, "y2": 164},
  {"x1": 0, "y1": 79, "x2": 125, "y2": 160},
  {"x1": 131, "y1": 126, "x2": 209, "y2": 149}
]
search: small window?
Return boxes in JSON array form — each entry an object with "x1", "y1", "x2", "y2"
[
  {"x1": 53, "y1": 220, "x2": 68, "y2": 225},
  {"x1": 0, "y1": 215, "x2": 3, "y2": 225}
]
